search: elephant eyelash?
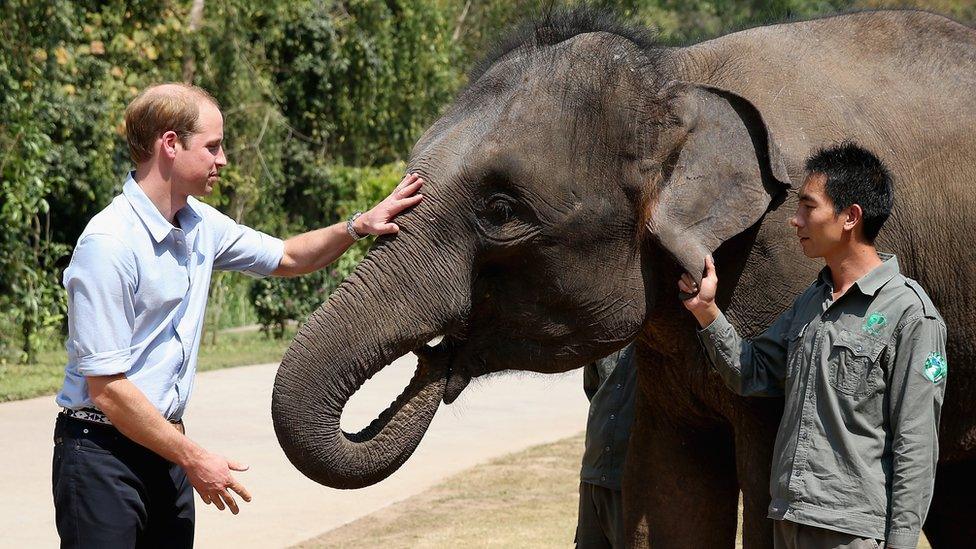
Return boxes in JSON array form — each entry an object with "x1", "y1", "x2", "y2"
[
  {"x1": 484, "y1": 194, "x2": 518, "y2": 223},
  {"x1": 488, "y1": 197, "x2": 514, "y2": 219}
]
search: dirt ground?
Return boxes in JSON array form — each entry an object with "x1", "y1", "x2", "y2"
[
  {"x1": 297, "y1": 435, "x2": 585, "y2": 548},
  {"x1": 299, "y1": 434, "x2": 931, "y2": 548}
]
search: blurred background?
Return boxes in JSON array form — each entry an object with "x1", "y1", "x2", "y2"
[{"x1": 1, "y1": 0, "x2": 972, "y2": 393}]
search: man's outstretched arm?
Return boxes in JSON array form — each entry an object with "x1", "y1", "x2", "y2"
[
  {"x1": 680, "y1": 256, "x2": 792, "y2": 397},
  {"x1": 272, "y1": 173, "x2": 424, "y2": 277}
]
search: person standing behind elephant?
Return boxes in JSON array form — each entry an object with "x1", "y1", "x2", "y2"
[
  {"x1": 51, "y1": 82, "x2": 424, "y2": 548},
  {"x1": 679, "y1": 142, "x2": 946, "y2": 549},
  {"x1": 576, "y1": 343, "x2": 637, "y2": 549}
]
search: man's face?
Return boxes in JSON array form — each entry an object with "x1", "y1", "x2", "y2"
[
  {"x1": 172, "y1": 101, "x2": 227, "y2": 196},
  {"x1": 790, "y1": 173, "x2": 850, "y2": 259}
]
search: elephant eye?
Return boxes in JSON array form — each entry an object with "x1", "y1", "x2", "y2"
[
  {"x1": 485, "y1": 194, "x2": 516, "y2": 223},
  {"x1": 476, "y1": 191, "x2": 540, "y2": 245}
]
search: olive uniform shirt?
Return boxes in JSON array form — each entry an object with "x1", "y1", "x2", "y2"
[
  {"x1": 698, "y1": 254, "x2": 946, "y2": 549},
  {"x1": 581, "y1": 343, "x2": 637, "y2": 491}
]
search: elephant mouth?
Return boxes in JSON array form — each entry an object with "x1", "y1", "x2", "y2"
[
  {"x1": 444, "y1": 367, "x2": 471, "y2": 404},
  {"x1": 413, "y1": 336, "x2": 471, "y2": 405}
]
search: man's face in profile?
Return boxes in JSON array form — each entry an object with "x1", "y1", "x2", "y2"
[
  {"x1": 791, "y1": 173, "x2": 853, "y2": 259},
  {"x1": 172, "y1": 101, "x2": 227, "y2": 197}
]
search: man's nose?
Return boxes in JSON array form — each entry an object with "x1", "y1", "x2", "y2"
[
  {"x1": 790, "y1": 214, "x2": 801, "y2": 228},
  {"x1": 216, "y1": 147, "x2": 228, "y2": 168}
]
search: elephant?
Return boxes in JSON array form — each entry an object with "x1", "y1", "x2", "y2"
[{"x1": 272, "y1": 8, "x2": 976, "y2": 548}]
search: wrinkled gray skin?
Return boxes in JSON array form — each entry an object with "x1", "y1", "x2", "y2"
[{"x1": 273, "y1": 10, "x2": 976, "y2": 548}]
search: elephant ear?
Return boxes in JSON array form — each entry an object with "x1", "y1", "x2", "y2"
[{"x1": 645, "y1": 81, "x2": 792, "y2": 283}]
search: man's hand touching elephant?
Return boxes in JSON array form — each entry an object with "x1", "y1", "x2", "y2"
[
  {"x1": 678, "y1": 255, "x2": 721, "y2": 329},
  {"x1": 272, "y1": 172, "x2": 425, "y2": 277},
  {"x1": 354, "y1": 173, "x2": 425, "y2": 236}
]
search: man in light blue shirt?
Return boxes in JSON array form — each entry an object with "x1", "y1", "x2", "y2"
[{"x1": 52, "y1": 82, "x2": 424, "y2": 548}]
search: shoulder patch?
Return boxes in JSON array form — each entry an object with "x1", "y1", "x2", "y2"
[{"x1": 924, "y1": 352, "x2": 948, "y2": 383}]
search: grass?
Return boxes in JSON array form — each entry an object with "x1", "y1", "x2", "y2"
[
  {"x1": 297, "y1": 433, "x2": 932, "y2": 548},
  {"x1": 0, "y1": 326, "x2": 295, "y2": 403}
]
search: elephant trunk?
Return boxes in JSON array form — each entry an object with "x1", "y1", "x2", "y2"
[{"x1": 271, "y1": 242, "x2": 468, "y2": 489}]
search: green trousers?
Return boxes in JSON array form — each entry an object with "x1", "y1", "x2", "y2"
[{"x1": 774, "y1": 520, "x2": 883, "y2": 549}]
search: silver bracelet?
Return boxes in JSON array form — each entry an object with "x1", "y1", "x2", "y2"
[{"x1": 346, "y1": 212, "x2": 367, "y2": 241}]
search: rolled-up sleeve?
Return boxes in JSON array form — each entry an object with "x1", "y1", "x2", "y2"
[
  {"x1": 211, "y1": 210, "x2": 284, "y2": 277},
  {"x1": 63, "y1": 234, "x2": 137, "y2": 376},
  {"x1": 886, "y1": 316, "x2": 947, "y2": 549},
  {"x1": 697, "y1": 308, "x2": 793, "y2": 397}
]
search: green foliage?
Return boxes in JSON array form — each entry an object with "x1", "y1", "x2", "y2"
[
  {"x1": 0, "y1": 0, "x2": 193, "y2": 361},
  {"x1": 268, "y1": 1, "x2": 459, "y2": 167}
]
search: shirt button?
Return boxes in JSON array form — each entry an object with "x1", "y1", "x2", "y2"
[
  {"x1": 856, "y1": 345, "x2": 863, "y2": 352},
  {"x1": 83, "y1": 428, "x2": 89, "y2": 434},
  {"x1": 615, "y1": 383, "x2": 622, "y2": 389},
  {"x1": 609, "y1": 414, "x2": 616, "y2": 420},
  {"x1": 604, "y1": 446, "x2": 611, "y2": 452},
  {"x1": 600, "y1": 475, "x2": 607, "y2": 482}
]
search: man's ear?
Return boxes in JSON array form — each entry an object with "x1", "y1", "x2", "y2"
[
  {"x1": 160, "y1": 131, "x2": 180, "y2": 159},
  {"x1": 643, "y1": 81, "x2": 793, "y2": 282},
  {"x1": 844, "y1": 204, "x2": 862, "y2": 232}
]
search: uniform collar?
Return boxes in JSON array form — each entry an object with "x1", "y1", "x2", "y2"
[
  {"x1": 816, "y1": 253, "x2": 900, "y2": 297},
  {"x1": 123, "y1": 172, "x2": 200, "y2": 243}
]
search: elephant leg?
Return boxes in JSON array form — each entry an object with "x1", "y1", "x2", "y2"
[
  {"x1": 923, "y1": 457, "x2": 976, "y2": 548},
  {"x1": 732, "y1": 402, "x2": 780, "y2": 549},
  {"x1": 623, "y1": 409, "x2": 739, "y2": 548}
]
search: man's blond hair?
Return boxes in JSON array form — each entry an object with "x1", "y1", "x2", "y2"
[{"x1": 124, "y1": 83, "x2": 220, "y2": 163}]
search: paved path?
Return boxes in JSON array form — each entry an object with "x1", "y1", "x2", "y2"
[{"x1": 0, "y1": 356, "x2": 587, "y2": 548}]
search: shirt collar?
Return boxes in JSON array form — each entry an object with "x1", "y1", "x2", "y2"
[
  {"x1": 816, "y1": 253, "x2": 900, "y2": 297},
  {"x1": 122, "y1": 172, "x2": 201, "y2": 243}
]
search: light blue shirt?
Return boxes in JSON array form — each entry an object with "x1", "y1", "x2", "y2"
[{"x1": 56, "y1": 173, "x2": 284, "y2": 420}]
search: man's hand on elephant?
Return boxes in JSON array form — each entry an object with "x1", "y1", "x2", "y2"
[
  {"x1": 678, "y1": 255, "x2": 721, "y2": 328},
  {"x1": 355, "y1": 173, "x2": 425, "y2": 236},
  {"x1": 184, "y1": 450, "x2": 252, "y2": 515}
]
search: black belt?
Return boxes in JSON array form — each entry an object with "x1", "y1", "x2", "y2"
[{"x1": 60, "y1": 407, "x2": 184, "y2": 432}]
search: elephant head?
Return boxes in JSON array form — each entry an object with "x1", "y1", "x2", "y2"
[{"x1": 272, "y1": 12, "x2": 791, "y2": 489}]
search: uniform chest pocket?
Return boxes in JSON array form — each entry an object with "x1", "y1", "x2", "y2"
[
  {"x1": 786, "y1": 324, "x2": 807, "y2": 378},
  {"x1": 828, "y1": 330, "x2": 885, "y2": 396}
]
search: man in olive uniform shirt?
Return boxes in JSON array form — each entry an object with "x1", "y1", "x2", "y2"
[
  {"x1": 679, "y1": 143, "x2": 946, "y2": 549},
  {"x1": 576, "y1": 343, "x2": 636, "y2": 548}
]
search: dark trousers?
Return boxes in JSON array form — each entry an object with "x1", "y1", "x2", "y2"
[
  {"x1": 52, "y1": 414, "x2": 195, "y2": 548},
  {"x1": 576, "y1": 481, "x2": 625, "y2": 548}
]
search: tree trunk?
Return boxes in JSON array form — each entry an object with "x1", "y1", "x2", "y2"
[{"x1": 182, "y1": 0, "x2": 205, "y2": 83}]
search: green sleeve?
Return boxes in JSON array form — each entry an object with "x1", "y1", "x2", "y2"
[
  {"x1": 697, "y1": 307, "x2": 793, "y2": 397},
  {"x1": 885, "y1": 316, "x2": 947, "y2": 549}
]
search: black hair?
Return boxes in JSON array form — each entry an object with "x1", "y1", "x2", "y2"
[
  {"x1": 468, "y1": 6, "x2": 660, "y2": 85},
  {"x1": 804, "y1": 141, "x2": 893, "y2": 243}
]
